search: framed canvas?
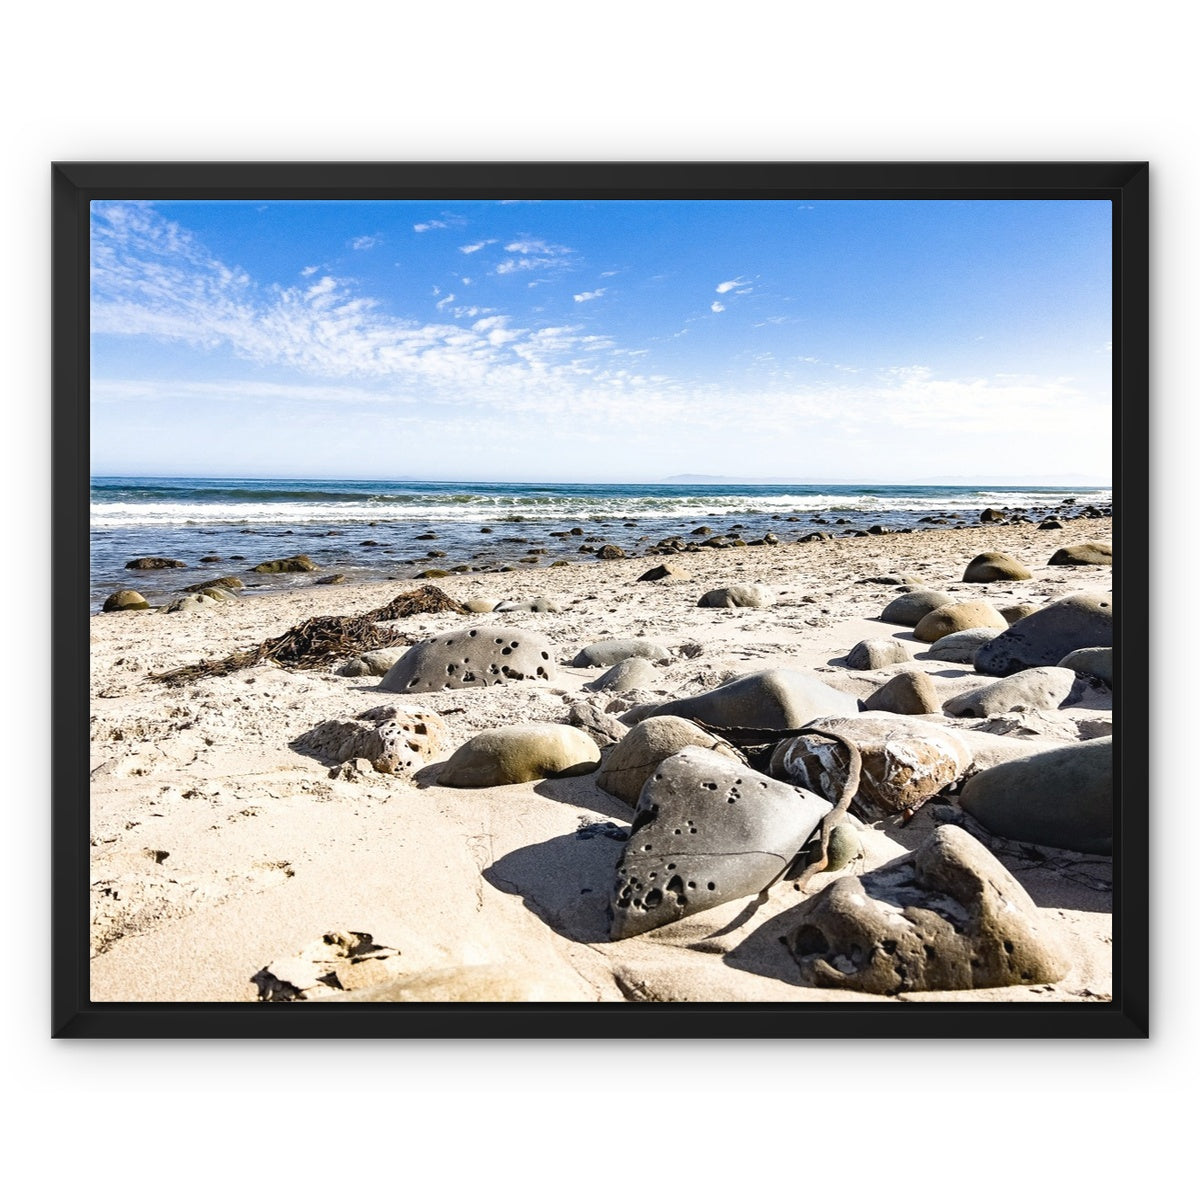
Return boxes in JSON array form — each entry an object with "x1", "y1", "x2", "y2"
[{"x1": 54, "y1": 161, "x2": 1147, "y2": 1037}]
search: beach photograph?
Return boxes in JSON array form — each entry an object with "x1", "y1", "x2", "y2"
[{"x1": 80, "y1": 184, "x2": 1120, "y2": 1018}]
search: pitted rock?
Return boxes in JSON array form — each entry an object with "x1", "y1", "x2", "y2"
[
  {"x1": 974, "y1": 592, "x2": 1112, "y2": 677},
  {"x1": 380, "y1": 625, "x2": 557, "y2": 693}
]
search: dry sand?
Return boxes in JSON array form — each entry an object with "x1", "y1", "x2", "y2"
[{"x1": 88, "y1": 518, "x2": 1114, "y2": 1004}]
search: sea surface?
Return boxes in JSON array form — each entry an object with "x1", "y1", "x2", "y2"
[{"x1": 90, "y1": 477, "x2": 1113, "y2": 612}]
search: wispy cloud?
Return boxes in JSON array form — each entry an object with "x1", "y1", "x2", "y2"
[
  {"x1": 300, "y1": 265, "x2": 319, "y2": 276},
  {"x1": 715, "y1": 277, "x2": 751, "y2": 295},
  {"x1": 574, "y1": 289, "x2": 606, "y2": 303},
  {"x1": 494, "y1": 237, "x2": 573, "y2": 275},
  {"x1": 459, "y1": 239, "x2": 496, "y2": 254},
  {"x1": 711, "y1": 301, "x2": 725, "y2": 313},
  {"x1": 350, "y1": 235, "x2": 381, "y2": 250},
  {"x1": 413, "y1": 220, "x2": 448, "y2": 233}
]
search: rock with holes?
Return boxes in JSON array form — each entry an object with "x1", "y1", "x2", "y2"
[
  {"x1": 1048, "y1": 542, "x2": 1112, "y2": 566},
  {"x1": 879, "y1": 590, "x2": 955, "y2": 626},
  {"x1": 958, "y1": 737, "x2": 1112, "y2": 853},
  {"x1": 338, "y1": 647, "x2": 409, "y2": 678},
  {"x1": 379, "y1": 625, "x2": 557, "y2": 693},
  {"x1": 595, "y1": 716, "x2": 744, "y2": 806},
  {"x1": 783, "y1": 824, "x2": 1069, "y2": 992},
  {"x1": 768, "y1": 714, "x2": 970, "y2": 820},
  {"x1": 438, "y1": 723, "x2": 600, "y2": 787},
  {"x1": 295, "y1": 705, "x2": 447, "y2": 777},
  {"x1": 962, "y1": 552, "x2": 1033, "y2": 582},
  {"x1": 641, "y1": 668, "x2": 859, "y2": 732},
  {"x1": 1057, "y1": 646, "x2": 1113, "y2": 687},
  {"x1": 572, "y1": 638, "x2": 671, "y2": 667},
  {"x1": 914, "y1": 600, "x2": 1009, "y2": 643},
  {"x1": 584, "y1": 657, "x2": 661, "y2": 694},
  {"x1": 102, "y1": 589, "x2": 149, "y2": 612},
  {"x1": 609, "y1": 746, "x2": 831, "y2": 939},
  {"x1": 862, "y1": 669, "x2": 941, "y2": 716},
  {"x1": 924, "y1": 627, "x2": 1000, "y2": 664},
  {"x1": 846, "y1": 638, "x2": 913, "y2": 670},
  {"x1": 974, "y1": 592, "x2": 1113, "y2": 677},
  {"x1": 944, "y1": 666, "x2": 1077, "y2": 718},
  {"x1": 698, "y1": 583, "x2": 775, "y2": 608}
]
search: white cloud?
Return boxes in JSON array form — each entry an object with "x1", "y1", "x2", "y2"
[
  {"x1": 716, "y1": 277, "x2": 751, "y2": 294},
  {"x1": 350, "y1": 235, "x2": 381, "y2": 250},
  {"x1": 300, "y1": 265, "x2": 319, "y2": 276},
  {"x1": 573, "y1": 289, "x2": 606, "y2": 303},
  {"x1": 413, "y1": 220, "x2": 448, "y2": 233},
  {"x1": 711, "y1": 301, "x2": 725, "y2": 313},
  {"x1": 505, "y1": 238, "x2": 567, "y2": 255},
  {"x1": 435, "y1": 293, "x2": 456, "y2": 311},
  {"x1": 459, "y1": 240, "x2": 496, "y2": 254}
]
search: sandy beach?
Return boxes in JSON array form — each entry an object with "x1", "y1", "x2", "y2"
[{"x1": 86, "y1": 515, "x2": 1115, "y2": 1005}]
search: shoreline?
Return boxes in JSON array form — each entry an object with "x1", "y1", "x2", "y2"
[{"x1": 89, "y1": 517, "x2": 1114, "y2": 1003}]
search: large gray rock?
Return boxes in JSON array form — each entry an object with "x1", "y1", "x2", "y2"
[
  {"x1": 380, "y1": 625, "x2": 557, "y2": 693},
  {"x1": 862, "y1": 669, "x2": 941, "y2": 715},
  {"x1": 584, "y1": 657, "x2": 661, "y2": 694},
  {"x1": 439, "y1": 723, "x2": 600, "y2": 787},
  {"x1": 595, "y1": 716, "x2": 744, "y2": 805},
  {"x1": 879, "y1": 590, "x2": 954, "y2": 626},
  {"x1": 768, "y1": 714, "x2": 970, "y2": 819},
  {"x1": 784, "y1": 825, "x2": 1069, "y2": 992},
  {"x1": 944, "y1": 666, "x2": 1077, "y2": 718},
  {"x1": 958, "y1": 737, "x2": 1112, "y2": 853},
  {"x1": 962, "y1": 552, "x2": 1033, "y2": 582},
  {"x1": 572, "y1": 638, "x2": 671, "y2": 667},
  {"x1": 1048, "y1": 542, "x2": 1112, "y2": 566},
  {"x1": 914, "y1": 600, "x2": 1008, "y2": 643},
  {"x1": 974, "y1": 592, "x2": 1113, "y2": 677},
  {"x1": 698, "y1": 583, "x2": 775, "y2": 608},
  {"x1": 1058, "y1": 646, "x2": 1113, "y2": 687},
  {"x1": 845, "y1": 638, "x2": 913, "y2": 670},
  {"x1": 641, "y1": 668, "x2": 859, "y2": 732},
  {"x1": 609, "y1": 747, "x2": 831, "y2": 939},
  {"x1": 924, "y1": 627, "x2": 999, "y2": 664}
]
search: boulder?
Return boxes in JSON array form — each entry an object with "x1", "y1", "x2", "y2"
[
  {"x1": 250, "y1": 554, "x2": 318, "y2": 573},
  {"x1": 784, "y1": 825, "x2": 1069, "y2": 992},
  {"x1": 125, "y1": 556, "x2": 185, "y2": 570},
  {"x1": 494, "y1": 597, "x2": 561, "y2": 613},
  {"x1": 924, "y1": 627, "x2": 1000, "y2": 664},
  {"x1": 974, "y1": 592, "x2": 1113, "y2": 677},
  {"x1": 1057, "y1": 646, "x2": 1113, "y2": 687},
  {"x1": 380, "y1": 625, "x2": 557, "y2": 694},
  {"x1": 158, "y1": 594, "x2": 222, "y2": 613},
  {"x1": 979, "y1": 507, "x2": 1007, "y2": 523},
  {"x1": 184, "y1": 576, "x2": 244, "y2": 593},
  {"x1": 572, "y1": 638, "x2": 671, "y2": 668},
  {"x1": 595, "y1": 716, "x2": 744, "y2": 806},
  {"x1": 862, "y1": 669, "x2": 941, "y2": 715},
  {"x1": 962, "y1": 552, "x2": 1032, "y2": 582},
  {"x1": 698, "y1": 583, "x2": 775, "y2": 608},
  {"x1": 102, "y1": 589, "x2": 149, "y2": 612},
  {"x1": 583, "y1": 657, "x2": 661, "y2": 694},
  {"x1": 958, "y1": 737, "x2": 1112, "y2": 853},
  {"x1": 913, "y1": 600, "x2": 1008, "y2": 643},
  {"x1": 439, "y1": 723, "x2": 600, "y2": 787},
  {"x1": 845, "y1": 638, "x2": 913, "y2": 670},
  {"x1": 943, "y1": 666, "x2": 1077, "y2": 717},
  {"x1": 1000, "y1": 602, "x2": 1040, "y2": 625},
  {"x1": 769, "y1": 714, "x2": 970, "y2": 819},
  {"x1": 294, "y1": 705, "x2": 446, "y2": 777},
  {"x1": 879, "y1": 590, "x2": 955, "y2": 626},
  {"x1": 596, "y1": 545, "x2": 626, "y2": 560},
  {"x1": 798, "y1": 531, "x2": 832, "y2": 543},
  {"x1": 641, "y1": 668, "x2": 859, "y2": 731},
  {"x1": 609, "y1": 747, "x2": 831, "y2": 939},
  {"x1": 337, "y1": 647, "x2": 408, "y2": 678},
  {"x1": 1038, "y1": 518, "x2": 1064, "y2": 530},
  {"x1": 463, "y1": 598, "x2": 497, "y2": 613},
  {"x1": 1048, "y1": 542, "x2": 1112, "y2": 566},
  {"x1": 637, "y1": 563, "x2": 693, "y2": 583}
]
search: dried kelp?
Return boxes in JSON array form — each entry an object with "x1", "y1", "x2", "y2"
[{"x1": 151, "y1": 585, "x2": 468, "y2": 686}]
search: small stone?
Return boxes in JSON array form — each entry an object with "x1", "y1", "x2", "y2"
[
  {"x1": 1000, "y1": 602, "x2": 1040, "y2": 625},
  {"x1": 1057, "y1": 646, "x2": 1113, "y2": 687},
  {"x1": 962, "y1": 551, "x2": 1033, "y2": 582},
  {"x1": 597, "y1": 545, "x2": 626, "y2": 560},
  {"x1": 572, "y1": 638, "x2": 671, "y2": 667},
  {"x1": 183, "y1": 576, "x2": 244, "y2": 593},
  {"x1": 1048, "y1": 542, "x2": 1112, "y2": 566},
  {"x1": 879, "y1": 591, "x2": 955, "y2": 626},
  {"x1": 102, "y1": 589, "x2": 149, "y2": 611},
  {"x1": 698, "y1": 583, "x2": 775, "y2": 608},
  {"x1": 125, "y1": 556, "x2": 186, "y2": 570},
  {"x1": 584, "y1": 657, "x2": 661, "y2": 694},
  {"x1": 845, "y1": 638, "x2": 912, "y2": 670},
  {"x1": 913, "y1": 600, "x2": 1008, "y2": 643},
  {"x1": 862, "y1": 669, "x2": 941, "y2": 715},
  {"x1": 637, "y1": 563, "x2": 693, "y2": 583},
  {"x1": 923, "y1": 627, "x2": 1000, "y2": 664}
]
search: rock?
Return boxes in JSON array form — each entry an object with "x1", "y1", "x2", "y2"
[
  {"x1": 495, "y1": 597, "x2": 561, "y2": 613},
  {"x1": 380, "y1": 625, "x2": 557, "y2": 693},
  {"x1": 821, "y1": 823, "x2": 863, "y2": 872},
  {"x1": 595, "y1": 716, "x2": 744, "y2": 805},
  {"x1": 1048, "y1": 542, "x2": 1112, "y2": 566},
  {"x1": 183, "y1": 576, "x2": 244, "y2": 593},
  {"x1": 924, "y1": 627, "x2": 1000, "y2": 664},
  {"x1": 584, "y1": 657, "x2": 661, "y2": 694},
  {"x1": 769, "y1": 714, "x2": 970, "y2": 819},
  {"x1": 565, "y1": 701, "x2": 630, "y2": 747},
  {"x1": 102, "y1": 589, "x2": 149, "y2": 611},
  {"x1": 845, "y1": 638, "x2": 913, "y2": 670},
  {"x1": 196, "y1": 586, "x2": 239, "y2": 602},
  {"x1": 250, "y1": 554, "x2": 318, "y2": 573},
  {"x1": 609, "y1": 747, "x2": 831, "y2": 939},
  {"x1": 862, "y1": 669, "x2": 941, "y2": 715},
  {"x1": 572, "y1": 638, "x2": 671, "y2": 667},
  {"x1": 1057, "y1": 646, "x2": 1113, "y2": 687},
  {"x1": 317, "y1": 964, "x2": 558, "y2": 1002},
  {"x1": 1038, "y1": 518, "x2": 1064, "y2": 530},
  {"x1": 974, "y1": 592, "x2": 1113, "y2": 677},
  {"x1": 294, "y1": 706, "x2": 446, "y2": 776},
  {"x1": 463, "y1": 598, "x2": 497, "y2": 613},
  {"x1": 254, "y1": 931, "x2": 403, "y2": 1001},
  {"x1": 913, "y1": 600, "x2": 1008, "y2": 643},
  {"x1": 125, "y1": 556, "x2": 185, "y2": 569},
  {"x1": 438, "y1": 723, "x2": 600, "y2": 787},
  {"x1": 597, "y1": 545, "x2": 626, "y2": 560},
  {"x1": 337, "y1": 647, "x2": 408, "y2": 677},
  {"x1": 641, "y1": 668, "x2": 860, "y2": 731},
  {"x1": 637, "y1": 563, "x2": 693, "y2": 582},
  {"x1": 944, "y1": 666, "x2": 1077, "y2": 717},
  {"x1": 698, "y1": 583, "x2": 775, "y2": 608},
  {"x1": 1000, "y1": 602, "x2": 1040, "y2": 624},
  {"x1": 158, "y1": 594, "x2": 222, "y2": 613},
  {"x1": 962, "y1": 551, "x2": 1033, "y2": 582},
  {"x1": 958, "y1": 737, "x2": 1112, "y2": 853},
  {"x1": 979, "y1": 507, "x2": 1006, "y2": 523},
  {"x1": 879, "y1": 590, "x2": 955, "y2": 626},
  {"x1": 417, "y1": 568, "x2": 450, "y2": 579},
  {"x1": 317, "y1": 574, "x2": 346, "y2": 585},
  {"x1": 798, "y1": 531, "x2": 832, "y2": 543},
  {"x1": 784, "y1": 825, "x2": 1069, "y2": 992}
]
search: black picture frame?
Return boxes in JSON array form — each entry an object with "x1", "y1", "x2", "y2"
[{"x1": 54, "y1": 161, "x2": 1147, "y2": 1039}]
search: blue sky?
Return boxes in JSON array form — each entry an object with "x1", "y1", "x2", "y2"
[{"x1": 90, "y1": 198, "x2": 1112, "y2": 483}]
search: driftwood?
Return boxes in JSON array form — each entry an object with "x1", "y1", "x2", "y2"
[{"x1": 151, "y1": 585, "x2": 468, "y2": 686}]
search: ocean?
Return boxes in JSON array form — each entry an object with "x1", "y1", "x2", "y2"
[{"x1": 90, "y1": 477, "x2": 1113, "y2": 612}]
